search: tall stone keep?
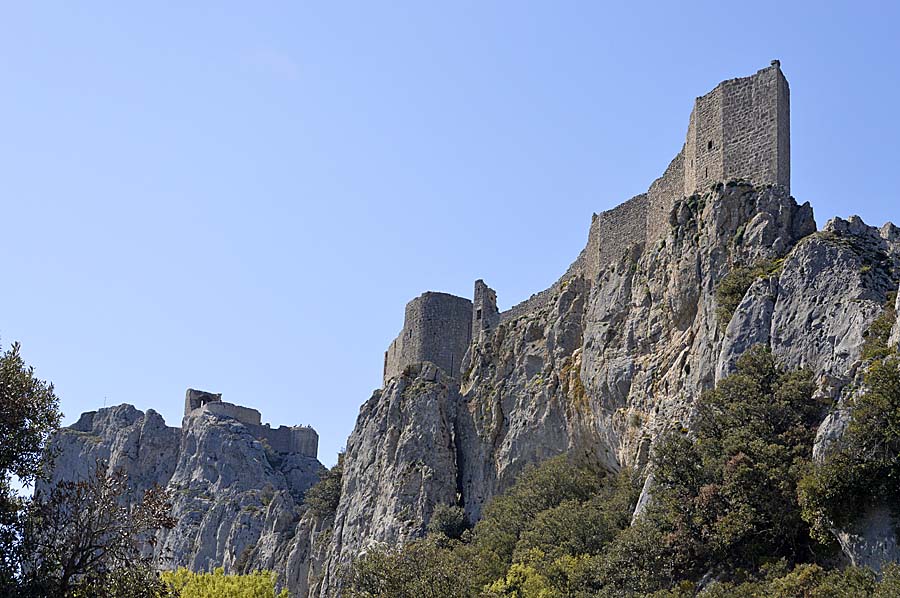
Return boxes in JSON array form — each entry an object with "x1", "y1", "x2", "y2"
[
  {"x1": 473, "y1": 280, "x2": 499, "y2": 342},
  {"x1": 683, "y1": 61, "x2": 790, "y2": 197},
  {"x1": 383, "y1": 292, "x2": 473, "y2": 384}
]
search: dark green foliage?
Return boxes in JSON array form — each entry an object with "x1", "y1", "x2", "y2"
[
  {"x1": 714, "y1": 260, "x2": 782, "y2": 326},
  {"x1": 427, "y1": 504, "x2": 468, "y2": 539},
  {"x1": 629, "y1": 345, "x2": 823, "y2": 587},
  {"x1": 19, "y1": 462, "x2": 176, "y2": 598},
  {"x1": 800, "y1": 356, "x2": 900, "y2": 541},
  {"x1": 0, "y1": 342, "x2": 61, "y2": 488},
  {"x1": 861, "y1": 292, "x2": 898, "y2": 361},
  {"x1": 470, "y1": 455, "x2": 609, "y2": 569},
  {"x1": 345, "y1": 457, "x2": 640, "y2": 597},
  {"x1": 345, "y1": 346, "x2": 898, "y2": 596},
  {"x1": 344, "y1": 536, "x2": 478, "y2": 598},
  {"x1": 0, "y1": 342, "x2": 61, "y2": 593},
  {"x1": 304, "y1": 453, "x2": 343, "y2": 518}
]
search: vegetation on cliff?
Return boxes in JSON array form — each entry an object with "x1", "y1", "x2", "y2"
[
  {"x1": 163, "y1": 568, "x2": 288, "y2": 598},
  {"x1": 345, "y1": 345, "x2": 900, "y2": 597}
]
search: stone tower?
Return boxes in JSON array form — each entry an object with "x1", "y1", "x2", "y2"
[
  {"x1": 473, "y1": 279, "x2": 499, "y2": 342},
  {"x1": 682, "y1": 61, "x2": 790, "y2": 196},
  {"x1": 383, "y1": 292, "x2": 473, "y2": 384}
]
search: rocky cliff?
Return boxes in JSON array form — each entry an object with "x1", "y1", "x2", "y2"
[
  {"x1": 43, "y1": 64, "x2": 900, "y2": 595},
  {"x1": 41, "y1": 402, "x2": 328, "y2": 596},
  {"x1": 310, "y1": 183, "x2": 900, "y2": 595},
  {"x1": 46, "y1": 181, "x2": 900, "y2": 596}
]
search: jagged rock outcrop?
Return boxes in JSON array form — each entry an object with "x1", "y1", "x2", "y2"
[
  {"x1": 316, "y1": 362, "x2": 461, "y2": 593},
  {"x1": 45, "y1": 190, "x2": 900, "y2": 597},
  {"x1": 43, "y1": 404, "x2": 326, "y2": 596},
  {"x1": 315, "y1": 184, "x2": 899, "y2": 595},
  {"x1": 43, "y1": 62, "x2": 900, "y2": 594},
  {"x1": 156, "y1": 409, "x2": 322, "y2": 573},
  {"x1": 45, "y1": 404, "x2": 180, "y2": 493},
  {"x1": 47, "y1": 190, "x2": 900, "y2": 594}
]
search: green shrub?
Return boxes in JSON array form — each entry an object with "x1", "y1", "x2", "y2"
[
  {"x1": 715, "y1": 259, "x2": 783, "y2": 326},
  {"x1": 800, "y1": 357, "x2": 900, "y2": 540},
  {"x1": 427, "y1": 504, "x2": 468, "y2": 540},
  {"x1": 162, "y1": 568, "x2": 288, "y2": 598},
  {"x1": 861, "y1": 292, "x2": 898, "y2": 361},
  {"x1": 303, "y1": 453, "x2": 343, "y2": 518}
]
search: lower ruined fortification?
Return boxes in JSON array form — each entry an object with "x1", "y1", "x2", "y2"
[
  {"x1": 384, "y1": 62, "x2": 791, "y2": 384},
  {"x1": 183, "y1": 388, "x2": 318, "y2": 458}
]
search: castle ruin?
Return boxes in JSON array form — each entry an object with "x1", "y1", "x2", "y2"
[
  {"x1": 183, "y1": 388, "x2": 319, "y2": 458},
  {"x1": 383, "y1": 62, "x2": 790, "y2": 384}
]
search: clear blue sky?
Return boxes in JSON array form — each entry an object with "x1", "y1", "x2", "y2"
[{"x1": 2, "y1": 2, "x2": 898, "y2": 466}]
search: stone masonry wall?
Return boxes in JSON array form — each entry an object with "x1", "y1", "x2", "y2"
[
  {"x1": 722, "y1": 65, "x2": 790, "y2": 192},
  {"x1": 684, "y1": 85, "x2": 725, "y2": 195},
  {"x1": 247, "y1": 424, "x2": 318, "y2": 458},
  {"x1": 500, "y1": 64, "x2": 789, "y2": 325},
  {"x1": 646, "y1": 152, "x2": 685, "y2": 244},
  {"x1": 473, "y1": 279, "x2": 500, "y2": 341},
  {"x1": 183, "y1": 390, "x2": 318, "y2": 458},
  {"x1": 184, "y1": 388, "x2": 222, "y2": 416},
  {"x1": 593, "y1": 194, "x2": 649, "y2": 273},
  {"x1": 384, "y1": 292, "x2": 473, "y2": 383},
  {"x1": 500, "y1": 195, "x2": 648, "y2": 322},
  {"x1": 200, "y1": 401, "x2": 262, "y2": 426}
]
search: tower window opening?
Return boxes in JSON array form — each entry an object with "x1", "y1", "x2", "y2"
[
  {"x1": 476, "y1": 309, "x2": 482, "y2": 321},
  {"x1": 707, "y1": 140, "x2": 713, "y2": 150}
]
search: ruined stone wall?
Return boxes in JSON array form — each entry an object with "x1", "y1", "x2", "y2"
[
  {"x1": 646, "y1": 152, "x2": 685, "y2": 244},
  {"x1": 501, "y1": 283, "x2": 564, "y2": 323},
  {"x1": 248, "y1": 424, "x2": 318, "y2": 458},
  {"x1": 500, "y1": 195, "x2": 648, "y2": 323},
  {"x1": 184, "y1": 388, "x2": 222, "y2": 416},
  {"x1": 684, "y1": 86, "x2": 725, "y2": 195},
  {"x1": 473, "y1": 280, "x2": 499, "y2": 341},
  {"x1": 593, "y1": 193, "x2": 649, "y2": 273},
  {"x1": 383, "y1": 292, "x2": 473, "y2": 383},
  {"x1": 180, "y1": 388, "x2": 318, "y2": 458},
  {"x1": 722, "y1": 65, "x2": 790, "y2": 192},
  {"x1": 200, "y1": 401, "x2": 262, "y2": 426},
  {"x1": 683, "y1": 63, "x2": 789, "y2": 196}
]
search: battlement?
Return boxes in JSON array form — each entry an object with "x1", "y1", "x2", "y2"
[
  {"x1": 383, "y1": 292, "x2": 472, "y2": 384},
  {"x1": 183, "y1": 388, "x2": 318, "y2": 458}
]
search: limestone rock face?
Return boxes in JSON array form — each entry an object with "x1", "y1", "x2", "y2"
[
  {"x1": 316, "y1": 362, "x2": 461, "y2": 594},
  {"x1": 43, "y1": 404, "x2": 326, "y2": 595},
  {"x1": 45, "y1": 187, "x2": 900, "y2": 594},
  {"x1": 155, "y1": 410, "x2": 322, "y2": 573},
  {"x1": 720, "y1": 216, "x2": 899, "y2": 382},
  {"x1": 835, "y1": 506, "x2": 900, "y2": 573},
  {"x1": 892, "y1": 281, "x2": 900, "y2": 349},
  {"x1": 43, "y1": 404, "x2": 180, "y2": 494},
  {"x1": 327, "y1": 185, "x2": 900, "y2": 583}
]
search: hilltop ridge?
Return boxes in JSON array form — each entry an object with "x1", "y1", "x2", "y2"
[{"x1": 46, "y1": 63, "x2": 900, "y2": 596}]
